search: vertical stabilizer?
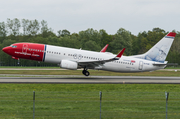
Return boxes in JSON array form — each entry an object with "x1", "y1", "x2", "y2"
[{"x1": 134, "y1": 32, "x2": 176, "y2": 63}]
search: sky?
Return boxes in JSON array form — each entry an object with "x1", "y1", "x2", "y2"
[{"x1": 1, "y1": 0, "x2": 180, "y2": 35}]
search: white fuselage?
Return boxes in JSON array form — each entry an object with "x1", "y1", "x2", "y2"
[{"x1": 44, "y1": 45, "x2": 165, "y2": 72}]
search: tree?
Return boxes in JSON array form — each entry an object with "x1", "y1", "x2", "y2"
[
  {"x1": 99, "y1": 29, "x2": 113, "y2": 48},
  {"x1": 27, "y1": 19, "x2": 40, "y2": 36},
  {"x1": 0, "y1": 18, "x2": 180, "y2": 66},
  {"x1": 78, "y1": 28, "x2": 101, "y2": 49},
  {"x1": 59, "y1": 35, "x2": 81, "y2": 49},
  {"x1": 1, "y1": 39, "x2": 16, "y2": 66},
  {"x1": 22, "y1": 19, "x2": 30, "y2": 35},
  {"x1": 131, "y1": 34, "x2": 139, "y2": 55},
  {"x1": 84, "y1": 40, "x2": 101, "y2": 51},
  {"x1": 167, "y1": 33, "x2": 180, "y2": 64},
  {"x1": 0, "y1": 22, "x2": 7, "y2": 43},
  {"x1": 7, "y1": 18, "x2": 21, "y2": 36},
  {"x1": 57, "y1": 29, "x2": 70, "y2": 37},
  {"x1": 41, "y1": 20, "x2": 53, "y2": 38},
  {"x1": 110, "y1": 28, "x2": 132, "y2": 55},
  {"x1": 152, "y1": 27, "x2": 166, "y2": 34},
  {"x1": 136, "y1": 28, "x2": 166, "y2": 54}
]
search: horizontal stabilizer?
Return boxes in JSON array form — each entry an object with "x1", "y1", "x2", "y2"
[
  {"x1": 153, "y1": 61, "x2": 168, "y2": 66},
  {"x1": 153, "y1": 63, "x2": 167, "y2": 66}
]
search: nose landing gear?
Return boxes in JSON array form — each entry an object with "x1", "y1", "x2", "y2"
[{"x1": 82, "y1": 68, "x2": 90, "y2": 76}]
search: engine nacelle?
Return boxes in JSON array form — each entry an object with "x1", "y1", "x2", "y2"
[{"x1": 60, "y1": 60, "x2": 78, "y2": 70}]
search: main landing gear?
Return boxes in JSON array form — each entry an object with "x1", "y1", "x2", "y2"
[{"x1": 82, "y1": 68, "x2": 90, "y2": 76}]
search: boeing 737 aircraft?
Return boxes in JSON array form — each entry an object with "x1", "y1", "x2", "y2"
[{"x1": 2, "y1": 32, "x2": 176, "y2": 76}]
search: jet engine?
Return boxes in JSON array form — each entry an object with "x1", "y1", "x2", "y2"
[{"x1": 60, "y1": 60, "x2": 78, "y2": 70}]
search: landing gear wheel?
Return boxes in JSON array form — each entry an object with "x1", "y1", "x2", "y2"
[
  {"x1": 82, "y1": 70, "x2": 86, "y2": 75},
  {"x1": 82, "y1": 70, "x2": 90, "y2": 76},
  {"x1": 84, "y1": 71, "x2": 90, "y2": 76}
]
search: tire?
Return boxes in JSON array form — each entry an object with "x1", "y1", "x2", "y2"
[{"x1": 85, "y1": 71, "x2": 90, "y2": 76}]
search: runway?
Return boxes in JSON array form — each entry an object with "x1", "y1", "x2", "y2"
[{"x1": 0, "y1": 75, "x2": 180, "y2": 84}]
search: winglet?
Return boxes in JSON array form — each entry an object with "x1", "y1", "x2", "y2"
[
  {"x1": 166, "y1": 32, "x2": 176, "y2": 37},
  {"x1": 116, "y1": 48, "x2": 126, "y2": 58},
  {"x1": 100, "y1": 44, "x2": 109, "y2": 52}
]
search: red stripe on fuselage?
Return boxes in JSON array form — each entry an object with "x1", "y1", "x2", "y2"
[{"x1": 7, "y1": 43, "x2": 45, "y2": 61}]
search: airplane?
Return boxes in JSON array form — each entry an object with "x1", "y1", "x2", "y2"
[{"x1": 2, "y1": 32, "x2": 176, "y2": 76}]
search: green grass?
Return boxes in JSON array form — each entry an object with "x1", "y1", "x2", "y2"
[
  {"x1": 0, "y1": 84, "x2": 180, "y2": 119},
  {"x1": 166, "y1": 66, "x2": 180, "y2": 69},
  {"x1": 0, "y1": 67, "x2": 180, "y2": 118}
]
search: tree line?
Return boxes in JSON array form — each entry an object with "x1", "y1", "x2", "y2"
[{"x1": 0, "y1": 18, "x2": 180, "y2": 66}]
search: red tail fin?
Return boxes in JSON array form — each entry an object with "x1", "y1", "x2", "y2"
[{"x1": 116, "y1": 48, "x2": 126, "y2": 58}]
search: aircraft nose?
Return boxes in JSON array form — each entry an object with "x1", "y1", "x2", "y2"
[{"x1": 2, "y1": 47, "x2": 10, "y2": 53}]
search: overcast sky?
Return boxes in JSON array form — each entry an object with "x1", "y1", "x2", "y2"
[{"x1": 1, "y1": 0, "x2": 180, "y2": 35}]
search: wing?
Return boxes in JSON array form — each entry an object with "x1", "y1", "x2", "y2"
[
  {"x1": 78, "y1": 48, "x2": 125, "y2": 69},
  {"x1": 100, "y1": 44, "x2": 109, "y2": 52}
]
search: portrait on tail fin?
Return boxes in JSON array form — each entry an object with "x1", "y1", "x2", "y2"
[{"x1": 133, "y1": 32, "x2": 176, "y2": 63}]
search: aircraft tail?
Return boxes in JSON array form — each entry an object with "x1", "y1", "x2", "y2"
[{"x1": 133, "y1": 32, "x2": 176, "y2": 63}]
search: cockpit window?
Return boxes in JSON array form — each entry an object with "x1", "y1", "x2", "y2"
[{"x1": 10, "y1": 45, "x2": 17, "y2": 48}]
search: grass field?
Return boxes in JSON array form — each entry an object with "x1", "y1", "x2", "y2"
[
  {"x1": 0, "y1": 67, "x2": 180, "y2": 118},
  {"x1": 0, "y1": 84, "x2": 180, "y2": 119}
]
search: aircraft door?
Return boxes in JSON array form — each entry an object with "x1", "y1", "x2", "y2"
[{"x1": 139, "y1": 61, "x2": 143, "y2": 70}]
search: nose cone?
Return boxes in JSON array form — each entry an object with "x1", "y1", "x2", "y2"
[{"x1": 2, "y1": 46, "x2": 10, "y2": 54}]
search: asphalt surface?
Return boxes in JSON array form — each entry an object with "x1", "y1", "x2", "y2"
[{"x1": 0, "y1": 75, "x2": 180, "y2": 84}]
